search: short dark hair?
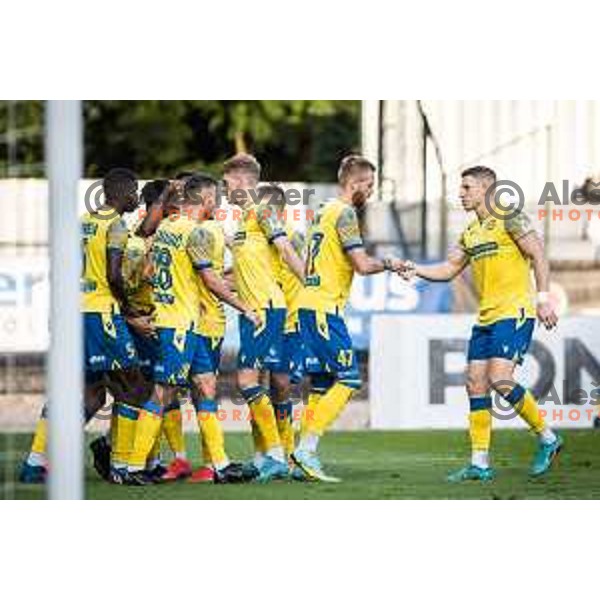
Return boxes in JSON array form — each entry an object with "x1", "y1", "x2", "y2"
[
  {"x1": 223, "y1": 153, "x2": 261, "y2": 180},
  {"x1": 461, "y1": 165, "x2": 497, "y2": 183},
  {"x1": 257, "y1": 183, "x2": 286, "y2": 209},
  {"x1": 184, "y1": 173, "x2": 218, "y2": 201},
  {"x1": 337, "y1": 154, "x2": 376, "y2": 185},
  {"x1": 141, "y1": 179, "x2": 168, "y2": 209},
  {"x1": 103, "y1": 168, "x2": 137, "y2": 201},
  {"x1": 175, "y1": 171, "x2": 196, "y2": 181}
]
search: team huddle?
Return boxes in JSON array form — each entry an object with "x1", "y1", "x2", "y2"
[{"x1": 19, "y1": 156, "x2": 564, "y2": 487}]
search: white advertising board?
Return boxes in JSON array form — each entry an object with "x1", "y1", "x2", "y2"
[
  {"x1": 0, "y1": 257, "x2": 49, "y2": 353},
  {"x1": 370, "y1": 315, "x2": 600, "y2": 429}
]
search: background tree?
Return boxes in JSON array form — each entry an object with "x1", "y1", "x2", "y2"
[{"x1": 0, "y1": 100, "x2": 360, "y2": 182}]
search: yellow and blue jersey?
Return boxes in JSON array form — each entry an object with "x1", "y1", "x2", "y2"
[
  {"x1": 299, "y1": 199, "x2": 363, "y2": 316},
  {"x1": 81, "y1": 208, "x2": 139, "y2": 376},
  {"x1": 123, "y1": 232, "x2": 154, "y2": 317},
  {"x1": 231, "y1": 202, "x2": 286, "y2": 312},
  {"x1": 296, "y1": 199, "x2": 363, "y2": 389},
  {"x1": 151, "y1": 216, "x2": 206, "y2": 331},
  {"x1": 271, "y1": 225, "x2": 305, "y2": 333},
  {"x1": 193, "y1": 219, "x2": 227, "y2": 340},
  {"x1": 459, "y1": 212, "x2": 536, "y2": 326},
  {"x1": 81, "y1": 207, "x2": 129, "y2": 314}
]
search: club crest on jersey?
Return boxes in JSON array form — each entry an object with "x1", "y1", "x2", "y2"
[{"x1": 233, "y1": 230, "x2": 247, "y2": 245}]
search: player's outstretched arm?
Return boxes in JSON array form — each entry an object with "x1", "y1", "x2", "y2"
[
  {"x1": 336, "y1": 204, "x2": 400, "y2": 275},
  {"x1": 346, "y1": 247, "x2": 398, "y2": 275},
  {"x1": 409, "y1": 246, "x2": 469, "y2": 282}
]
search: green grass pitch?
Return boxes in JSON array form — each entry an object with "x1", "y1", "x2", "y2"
[{"x1": 2, "y1": 430, "x2": 599, "y2": 499}]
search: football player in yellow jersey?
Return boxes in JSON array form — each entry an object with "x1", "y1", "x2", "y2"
[
  {"x1": 178, "y1": 174, "x2": 247, "y2": 484},
  {"x1": 293, "y1": 155, "x2": 404, "y2": 482},
  {"x1": 252, "y1": 184, "x2": 306, "y2": 462},
  {"x1": 125, "y1": 173, "x2": 259, "y2": 482},
  {"x1": 402, "y1": 166, "x2": 562, "y2": 481},
  {"x1": 132, "y1": 174, "x2": 220, "y2": 483},
  {"x1": 141, "y1": 175, "x2": 198, "y2": 483},
  {"x1": 223, "y1": 154, "x2": 305, "y2": 482},
  {"x1": 19, "y1": 169, "x2": 152, "y2": 485},
  {"x1": 87, "y1": 180, "x2": 163, "y2": 481}
]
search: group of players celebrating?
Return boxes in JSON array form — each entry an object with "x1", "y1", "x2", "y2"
[{"x1": 19, "y1": 155, "x2": 564, "y2": 487}]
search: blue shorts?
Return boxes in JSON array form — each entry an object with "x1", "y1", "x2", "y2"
[
  {"x1": 238, "y1": 307, "x2": 286, "y2": 371},
  {"x1": 467, "y1": 318, "x2": 535, "y2": 365},
  {"x1": 298, "y1": 308, "x2": 361, "y2": 389},
  {"x1": 190, "y1": 334, "x2": 223, "y2": 375},
  {"x1": 270, "y1": 328, "x2": 305, "y2": 383},
  {"x1": 153, "y1": 327, "x2": 195, "y2": 386},
  {"x1": 130, "y1": 330, "x2": 160, "y2": 380},
  {"x1": 84, "y1": 312, "x2": 138, "y2": 374}
]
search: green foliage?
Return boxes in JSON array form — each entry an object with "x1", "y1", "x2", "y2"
[
  {"x1": 0, "y1": 101, "x2": 360, "y2": 181},
  {"x1": 0, "y1": 101, "x2": 45, "y2": 177}
]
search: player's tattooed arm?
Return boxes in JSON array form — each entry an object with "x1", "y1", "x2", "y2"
[
  {"x1": 187, "y1": 225, "x2": 215, "y2": 270},
  {"x1": 273, "y1": 236, "x2": 305, "y2": 283},
  {"x1": 505, "y1": 210, "x2": 535, "y2": 241},
  {"x1": 506, "y1": 211, "x2": 552, "y2": 296},
  {"x1": 223, "y1": 268, "x2": 236, "y2": 292},
  {"x1": 290, "y1": 230, "x2": 306, "y2": 259},
  {"x1": 511, "y1": 219, "x2": 557, "y2": 330},
  {"x1": 255, "y1": 203, "x2": 305, "y2": 283},
  {"x1": 404, "y1": 245, "x2": 469, "y2": 282},
  {"x1": 188, "y1": 226, "x2": 261, "y2": 326},
  {"x1": 336, "y1": 206, "x2": 396, "y2": 275},
  {"x1": 106, "y1": 218, "x2": 136, "y2": 316}
]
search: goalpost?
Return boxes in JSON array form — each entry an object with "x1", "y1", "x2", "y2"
[{"x1": 46, "y1": 100, "x2": 84, "y2": 500}]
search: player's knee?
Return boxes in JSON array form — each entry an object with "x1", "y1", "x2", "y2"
[
  {"x1": 192, "y1": 375, "x2": 216, "y2": 400},
  {"x1": 465, "y1": 369, "x2": 490, "y2": 397},
  {"x1": 84, "y1": 384, "x2": 107, "y2": 417},
  {"x1": 270, "y1": 373, "x2": 290, "y2": 401},
  {"x1": 109, "y1": 369, "x2": 153, "y2": 408},
  {"x1": 487, "y1": 366, "x2": 515, "y2": 396},
  {"x1": 237, "y1": 369, "x2": 258, "y2": 392}
]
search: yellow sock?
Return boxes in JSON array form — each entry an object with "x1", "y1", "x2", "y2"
[
  {"x1": 147, "y1": 430, "x2": 162, "y2": 467},
  {"x1": 163, "y1": 401, "x2": 186, "y2": 459},
  {"x1": 468, "y1": 397, "x2": 492, "y2": 452},
  {"x1": 31, "y1": 415, "x2": 48, "y2": 456},
  {"x1": 201, "y1": 435, "x2": 211, "y2": 466},
  {"x1": 246, "y1": 391, "x2": 281, "y2": 452},
  {"x1": 250, "y1": 417, "x2": 267, "y2": 454},
  {"x1": 111, "y1": 403, "x2": 140, "y2": 467},
  {"x1": 195, "y1": 399, "x2": 228, "y2": 468},
  {"x1": 306, "y1": 382, "x2": 354, "y2": 436},
  {"x1": 300, "y1": 393, "x2": 320, "y2": 438},
  {"x1": 128, "y1": 401, "x2": 163, "y2": 469},
  {"x1": 273, "y1": 402, "x2": 295, "y2": 458},
  {"x1": 515, "y1": 388, "x2": 546, "y2": 433}
]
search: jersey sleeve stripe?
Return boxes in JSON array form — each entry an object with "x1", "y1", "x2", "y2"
[
  {"x1": 268, "y1": 231, "x2": 287, "y2": 243},
  {"x1": 342, "y1": 242, "x2": 363, "y2": 252}
]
